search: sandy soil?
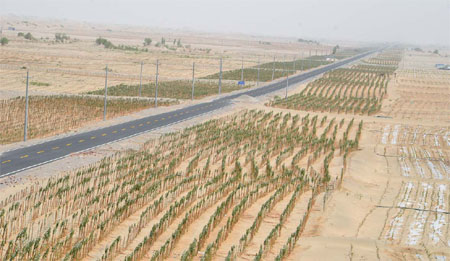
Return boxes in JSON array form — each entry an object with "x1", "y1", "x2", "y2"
[
  {"x1": 1, "y1": 45, "x2": 448, "y2": 261},
  {"x1": 0, "y1": 15, "x2": 333, "y2": 96},
  {"x1": 292, "y1": 50, "x2": 450, "y2": 260},
  {"x1": 381, "y1": 50, "x2": 450, "y2": 123}
]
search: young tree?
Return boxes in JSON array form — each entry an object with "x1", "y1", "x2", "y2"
[
  {"x1": 24, "y1": 32, "x2": 34, "y2": 40},
  {"x1": 0, "y1": 37, "x2": 8, "y2": 46},
  {"x1": 332, "y1": 45, "x2": 339, "y2": 54},
  {"x1": 55, "y1": 33, "x2": 70, "y2": 43},
  {"x1": 144, "y1": 38, "x2": 152, "y2": 46},
  {"x1": 96, "y1": 37, "x2": 114, "y2": 49}
]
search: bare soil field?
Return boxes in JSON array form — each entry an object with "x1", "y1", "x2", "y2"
[
  {"x1": 0, "y1": 16, "x2": 338, "y2": 96},
  {"x1": 381, "y1": 51, "x2": 450, "y2": 123}
]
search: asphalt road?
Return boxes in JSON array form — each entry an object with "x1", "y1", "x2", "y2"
[{"x1": 0, "y1": 50, "x2": 377, "y2": 177}]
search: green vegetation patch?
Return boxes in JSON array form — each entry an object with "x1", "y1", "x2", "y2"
[
  {"x1": 203, "y1": 57, "x2": 331, "y2": 82},
  {"x1": 86, "y1": 80, "x2": 243, "y2": 99},
  {"x1": 30, "y1": 81, "x2": 50, "y2": 87},
  {"x1": 0, "y1": 37, "x2": 8, "y2": 46},
  {"x1": 96, "y1": 37, "x2": 149, "y2": 52}
]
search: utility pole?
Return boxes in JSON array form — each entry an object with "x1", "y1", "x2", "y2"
[
  {"x1": 219, "y1": 58, "x2": 222, "y2": 94},
  {"x1": 300, "y1": 52, "x2": 304, "y2": 70},
  {"x1": 293, "y1": 56, "x2": 296, "y2": 73},
  {"x1": 286, "y1": 72, "x2": 289, "y2": 99},
  {"x1": 23, "y1": 70, "x2": 29, "y2": 141},
  {"x1": 308, "y1": 50, "x2": 312, "y2": 70},
  {"x1": 103, "y1": 65, "x2": 108, "y2": 121},
  {"x1": 284, "y1": 58, "x2": 289, "y2": 99},
  {"x1": 257, "y1": 57, "x2": 260, "y2": 86},
  {"x1": 155, "y1": 59, "x2": 159, "y2": 107},
  {"x1": 271, "y1": 56, "x2": 275, "y2": 81},
  {"x1": 191, "y1": 62, "x2": 195, "y2": 100},
  {"x1": 240, "y1": 57, "x2": 244, "y2": 89},
  {"x1": 139, "y1": 61, "x2": 143, "y2": 97}
]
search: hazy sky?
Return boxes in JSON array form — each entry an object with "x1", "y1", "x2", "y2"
[{"x1": 1, "y1": 0, "x2": 449, "y2": 45}]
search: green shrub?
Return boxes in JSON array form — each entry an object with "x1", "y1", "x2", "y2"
[
  {"x1": 0, "y1": 37, "x2": 8, "y2": 46},
  {"x1": 55, "y1": 33, "x2": 70, "y2": 43},
  {"x1": 144, "y1": 38, "x2": 152, "y2": 46},
  {"x1": 24, "y1": 32, "x2": 35, "y2": 40}
]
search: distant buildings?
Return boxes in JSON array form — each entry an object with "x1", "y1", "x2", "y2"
[{"x1": 435, "y1": 64, "x2": 450, "y2": 70}]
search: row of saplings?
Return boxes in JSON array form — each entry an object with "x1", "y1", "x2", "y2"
[
  {"x1": 0, "y1": 110, "x2": 362, "y2": 261},
  {"x1": 270, "y1": 63, "x2": 393, "y2": 115}
]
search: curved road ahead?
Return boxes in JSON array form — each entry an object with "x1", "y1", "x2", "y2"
[{"x1": 0, "y1": 50, "x2": 377, "y2": 177}]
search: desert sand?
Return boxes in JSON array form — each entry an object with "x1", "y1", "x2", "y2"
[
  {"x1": 293, "y1": 50, "x2": 449, "y2": 260},
  {"x1": 0, "y1": 15, "x2": 333, "y2": 96}
]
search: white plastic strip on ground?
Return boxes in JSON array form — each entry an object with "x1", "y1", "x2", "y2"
[
  {"x1": 391, "y1": 125, "x2": 400, "y2": 145},
  {"x1": 407, "y1": 182, "x2": 431, "y2": 245},
  {"x1": 399, "y1": 147, "x2": 411, "y2": 177},
  {"x1": 424, "y1": 150, "x2": 443, "y2": 180},
  {"x1": 411, "y1": 128, "x2": 418, "y2": 145},
  {"x1": 415, "y1": 160, "x2": 426, "y2": 179},
  {"x1": 402, "y1": 129, "x2": 408, "y2": 145},
  {"x1": 438, "y1": 149, "x2": 445, "y2": 159},
  {"x1": 444, "y1": 131, "x2": 450, "y2": 147},
  {"x1": 410, "y1": 147, "x2": 425, "y2": 178},
  {"x1": 386, "y1": 182, "x2": 415, "y2": 241},
  {"x1": 415, "y1": 254, "x2": 424, "y2": 261},
  {"x1": 439, "y1": 161, "x2": 450, "y2": 180},
  {"x1": 398, "y1": 182, "x2": 414, "y2": 208},
  {"x1": 429, "y1": 184, "x2": 447, "y2": 244},
  {"x1": 434, "y1": 135, "x2": 440, "y2": 147},
  {"x1": 437, "y1": 149, "x2": 450, "y2": 180},
  {"x1": 381, "y1": 125, "x2": 390, "y2": 144},
  {"x1": 400, "y1": 146, "x2": 409, "y2": 157},
  {"x1": 386, "y1": 215, "x2": 404, "y2": 240}
]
